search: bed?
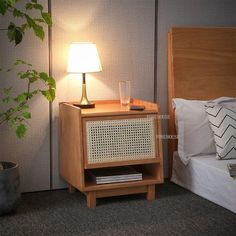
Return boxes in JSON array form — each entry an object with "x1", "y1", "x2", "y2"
[{"x1": 168, "y1": 27, "x2": 236, "y2": 214}]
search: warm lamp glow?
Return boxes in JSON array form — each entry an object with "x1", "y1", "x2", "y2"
[
  {"x1": 67, "y1": 42, "x2": 102, "y2": 109},
  {"x1": 67, "y1": 42, "x2": 102, "y2": 73}
]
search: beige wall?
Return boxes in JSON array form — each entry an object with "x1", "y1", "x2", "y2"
[
  {"x1": 51, "y1": 0, "x2": 156, "y2": 188},
  {"x1": 0, "y1": 0, "x2": 50, "y2": 192},
  {"x1": 1, "y1": 0, "x2": 236, "y2": 191},
  {"x1": 0, "y1": 0, "x2": 155, "y2": 191}
]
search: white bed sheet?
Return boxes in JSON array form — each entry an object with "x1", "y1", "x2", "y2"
[{"x1": 171, "y1": 152, "x2": 236, "y2": 214}]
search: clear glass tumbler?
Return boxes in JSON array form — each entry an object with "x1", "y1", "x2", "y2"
[{"x1": 119, "y1": 80, "x2": 131, "y2": 105}]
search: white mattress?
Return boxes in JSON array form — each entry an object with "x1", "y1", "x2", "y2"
[{"x1": 171, "y1": 152, "x2": 236, "y2": 214}]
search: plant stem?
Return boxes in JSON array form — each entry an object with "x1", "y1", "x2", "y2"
[
  {"x1": 0, "y1": 118, "x2": 7, "y2": 125},
  {"x1": 0, "y1": 101, "x2": 28, "y2": 126},
  {"x1": 26, "y1": 81, "x2": 31, "y2": 100}
]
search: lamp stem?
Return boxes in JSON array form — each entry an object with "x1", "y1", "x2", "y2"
[
  {"x1": 80, "y1": 73, "x2": 90, "y2": 105},
  {"x1": 82, "y1": 72, "x2": 86, "y2": 84}
]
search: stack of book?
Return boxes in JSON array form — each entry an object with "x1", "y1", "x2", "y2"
[
  {"x1": 227, "y1": 163, "x2": 236, "y2": 178},
  {"x1": 88, "y1": 166, "x2": 143, "y2": 184}
]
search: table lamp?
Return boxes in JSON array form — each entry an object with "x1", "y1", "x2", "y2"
[{"x1": 67, "y1": 42, "x2": 102, "y2": 108}]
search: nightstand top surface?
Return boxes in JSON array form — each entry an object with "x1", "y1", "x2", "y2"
[{"x1": 61, "y1": 99, "x2": 159, "y2": 117}]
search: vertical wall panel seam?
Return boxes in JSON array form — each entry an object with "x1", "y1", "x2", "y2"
[
  {"x1": 48, "y1": 0, "x2": 53, "y2": 190},
  {"x1": 154, "y1": 0, "x2": 158, "y2": 103},
  {"x1": 156, "y1": 0, "x2": 161, "y2": 104}
]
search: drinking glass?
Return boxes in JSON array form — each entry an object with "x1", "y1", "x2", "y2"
[{"x1": 119, "y1": 80, "x2": 131, "y2": 105}]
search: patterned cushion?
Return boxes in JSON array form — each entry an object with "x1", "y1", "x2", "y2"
[{"x1": 205, "y1": 105, "x2": 236, "y2": 160}]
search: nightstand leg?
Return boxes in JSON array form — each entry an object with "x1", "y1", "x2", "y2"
[
  {"x1": 68, "y1": 184, "x2": 76, "y2": 193},
  {"x1": 147, "y1": 184, "x2": 155, "y2": 200},
  {"x1": 87, "y1": 191, "x2": 96, "y2": 208}
]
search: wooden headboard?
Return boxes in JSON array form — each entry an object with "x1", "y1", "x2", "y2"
[{"x1": 168, "y1": 27, "x2": 236, "y2": 174}]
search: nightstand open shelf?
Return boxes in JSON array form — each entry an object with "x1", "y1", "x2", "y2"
[
  {"x1": 59, "y1": 99, "x2": 164, "y2": 208},
  {"x1": 84, "y1": 163, "x2": 163, "y2": 190}
]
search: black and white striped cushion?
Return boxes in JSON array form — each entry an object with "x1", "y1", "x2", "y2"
[{"x1": 205, "y1": 105, "x2": 236, "y2": 160}]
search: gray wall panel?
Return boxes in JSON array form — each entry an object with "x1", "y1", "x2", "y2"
[
  {"x1": 51, "y1": 0, "x2": 155, "y2": 188},
  {"x1": 0, "y1": 0, "x2": 50, "y2": 192},
  {"x1": 157, "y1": 0, "x2": 236, "y2": 176}
]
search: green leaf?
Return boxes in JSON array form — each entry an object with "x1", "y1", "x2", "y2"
[
  {"x1": 41, "y1": 88, "x2": 55, "y2": 102},
  {"x1": 25, "y1": 15, "x2": 34, "y2": 28},
  {"x1": 48, "y1": 76, "x2": 56, "y2": 89},
  {"x1": 7, "y1": 22, "x2": 16, "y2": 42},
  {"x1": 13, "y1": 8, "x2": 24, "y2": 18},
  {"x1": 39, "y1": 73, "x2": 56, "y2": 88},
  {"x1": 25, "y1": 92, "x2": 33, "y2": 99},
  {"x1": 7, "y1": 22, "x2": 23, "y2": 45},
  {"x1": 0, "y1": 0, "x2": 8, "y2": 15},
  {"x1": 17, "y1": 71, "x2": 25, "y2": 77},
  {"x1": 3, "y1": 87, "x2": 12, "y2": 95},
  {"x1": 2, "y1": 96, "x2": 12, "y2": 103},
  {"x1": 34, "y1": 18, "x2": 44, "y2": 23},
  {"x1": 42, "y1": 12, "x2": 52, "y2": 26},
  {"x1": 31, "y1": 89, "x2": 39, "y2": 95},
  {"x1": 15, "y1": 93, "x2": 27, "y2": 102},
  {"x1": 16, "y1": 124, "x2": 27, "y2": 138},
  {"x1": 21, "y1": 23, "x2": 28, "y2": 32},
  {"x1": 26, "y1": 2, "x2": 43, "y2": 11},
  {"x1": 25, "y1": 3, "x2": 33, "y2": 10},
  {"x1": 19, "y1": 104, "x2": 29, "y2": 111},
  {"x1": 29, "y1": 76, "x2": 38, "y2": 83},
  {"x1": 19, "y1": 71, "x2": 29, "y2": 79},
  {"x1": 23, "y1": 111, "x2": 31, "y2": 119},
  {"x1": 33, "y1": 3, "x2": 43, "y2": 11},
  {"x1": 32, "y1": 23, "x2": 44, "y2": 40},
  {"x1": 39, "y1": 72, "x2": 48, "y2": 81},
  {"x1": 7, "y1": 0, "x2": 17, "y2": 6},
  {"x1": 32, "y1": 0, "x2": 37, "y2": 3},
  {"x1": 25, "y1": 15, "x2": 44, "y2": 40},
  {"x1": 14, "y1": 58, "x2": 27, "y2": 65},
  {"x1": 14, "y1": 28, "x2": 23, "y2": 45}
]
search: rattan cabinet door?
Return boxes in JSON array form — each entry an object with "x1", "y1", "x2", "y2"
[{"x1": 83, "y1": 115, "x2": 158, "y2": 168}]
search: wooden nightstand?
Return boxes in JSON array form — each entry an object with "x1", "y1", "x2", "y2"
[{"x1": 59, "y1": 99, "x2": 163, "y2": 208}]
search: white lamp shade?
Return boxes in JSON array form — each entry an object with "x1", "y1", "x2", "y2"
[{"x1": 67, "y1": 42, "x2": 102, "y2": 73}]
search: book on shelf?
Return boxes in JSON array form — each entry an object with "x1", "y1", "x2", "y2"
[
  {"x1": 87, "y1": 166, "x2": 143, "y2": 184},
  {"x1": 228, "y1": 163, "x2": 236, "y2": 178}
]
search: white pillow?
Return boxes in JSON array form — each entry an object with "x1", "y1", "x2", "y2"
[
  {"x1": 173, "y1": 97, "x2": 236, "y2": 165},
  {"x1": 205, "y1": 105, "x2": 236, "y2": 160},
  {"x1": 173, "y1": 99, "x2": 215, "y2": 164}
]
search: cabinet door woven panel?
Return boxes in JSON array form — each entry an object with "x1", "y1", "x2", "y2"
[{"x1": 86, "y1": 117, "x2": 156, "y2": 164}]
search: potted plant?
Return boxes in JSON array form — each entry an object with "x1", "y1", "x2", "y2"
[
  {"x1": 0, "y1": 0, "x2": 55, "y2": 215},
  {"x1": 0, "y1": 162, "x2": 20, "y2": 215}
]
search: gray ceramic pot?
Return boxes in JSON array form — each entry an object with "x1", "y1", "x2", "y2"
[{"x1": 0, "y1": 162, "x2": 21, "y2": 216}]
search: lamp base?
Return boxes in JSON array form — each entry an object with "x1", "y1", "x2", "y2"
[{"x1": 73, "y1": 102, "x2": 95, "y2": 109}]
